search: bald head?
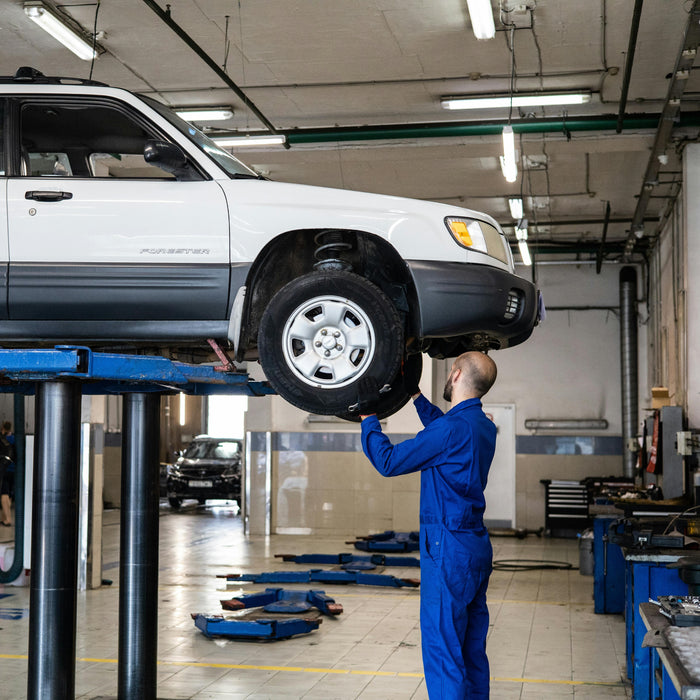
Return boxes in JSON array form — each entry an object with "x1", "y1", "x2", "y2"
[{"x1": 443, "y1": 351, "x2": 497, "y2": 405}]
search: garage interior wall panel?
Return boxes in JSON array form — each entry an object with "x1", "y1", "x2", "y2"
[
  {"x1": 649, "y1": 196, "x2": 685, "y2": 409},
  {"x1": 683, "y1": 143, "x2": 700, "y2": 427}
]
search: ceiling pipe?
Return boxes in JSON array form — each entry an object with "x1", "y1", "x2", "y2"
[
  {"x1": 624, "y1": 0, "x2": 700, "y2": 257},
  {"x1": 500, "y1": 216, "x2": 656, "y2": 228},
  {"x1": 139, "y1": 0, "x2": 283, "y2": 140},
  {"x1": 222, "y1": 111, "x2": 700, "y2": 146},
  {"x1": 616, "y1": 0, "x2": 644, "y2": 134}
]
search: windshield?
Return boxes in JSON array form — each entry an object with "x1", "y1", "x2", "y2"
[
  {"x1": 183, "y1": 440, "x2": 242, "y2": 460},
  {"x1": 139, "y1": 95, "x2": 259, "y2": 178}
]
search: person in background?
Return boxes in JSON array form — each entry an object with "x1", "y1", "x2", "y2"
[
  {"x1": 360, "y1": 351, "x2": 498, "y2": 699},
  {"x1": 0, "y1": 421, "x2": 16, "y2": 527}
]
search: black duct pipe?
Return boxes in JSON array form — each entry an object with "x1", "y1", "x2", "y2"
[
  {"x1": 616, "y1": 0, "x2": 644, "y2": 133},
  {"x1": 27, "y1": 381, "x2": 82, "y2": 700},
  {"x1": 620, "y1": 267, "x2": 639, "y2": 478},
  {"x1": 118, "y1": 393, "x2": 161, "y2": 700}
]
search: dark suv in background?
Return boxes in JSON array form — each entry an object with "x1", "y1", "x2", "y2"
[{"x1": 165, "y1": 436, "x2": 243, "y2": 509}]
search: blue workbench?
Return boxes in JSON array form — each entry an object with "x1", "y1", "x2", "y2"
[
  {"x1": 639, "y1": 602, "x2": 700, "y2": 700},
  {"x1": 626, "y1": 552, "x2": 689, "y2": 699}
]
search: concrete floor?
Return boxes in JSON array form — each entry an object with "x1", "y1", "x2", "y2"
[{"x1": 0, "y1": 503, "x2": 631, "y2": 699}]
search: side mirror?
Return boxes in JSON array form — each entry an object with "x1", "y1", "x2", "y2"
[{"x1": 143, "y1": 140, "x2": 191, "y2": 178}]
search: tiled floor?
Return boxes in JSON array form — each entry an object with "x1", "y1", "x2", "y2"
[{"x1": 0, "y1": 504, "x2": 631, "y2": 699}]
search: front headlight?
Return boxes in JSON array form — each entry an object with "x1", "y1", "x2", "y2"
[
  {"x1": 445, "y1": 217, "x2": 487, "y2": 253},
  {"x1": 445, "y1": 217, "x2": 510, "y2": 264}
]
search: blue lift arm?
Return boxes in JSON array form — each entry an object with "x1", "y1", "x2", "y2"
[
  {"x1": 0, "y1": 346, "x2": 275, "y2": 396},
  {"x1": 275, "y1": 552, "x2": 421, "y2": 568},
  {"x1": 221, "y1": 587, "x2": 343, "y2": 615},
  {"x1": 218, "y1": 568, "x2": 420, "y2": 588}
]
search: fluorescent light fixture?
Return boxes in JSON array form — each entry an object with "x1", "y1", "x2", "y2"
[
  {"x1": 518, "y1": 239, "x2": 532, "y2": 266},
  {"x1": 508, "y1": 198, "x2": 523, "y2": 220},
  {"x1": 515, "y1": 219, "x2": 531, "y2": 265},
  {"x1": 179, "y1": 392, "x2": 186, "y2": 427},
  {"x1": 466, "y1": 0, "x2": 495, "y2": 40},
  {"x1": 441, "y1": 92, "x2": 591, "y2": 110},
  {"x1": 500, "y1": 125, "x2": 517, "y2": 183},
  {"x1": 213, "y1": 134, "x2": 287, "y2": 147},
  {"x1": 24, "y1": 2, "x2": 97, "y2": 60},
  {"x1": 176, "y1": 107, "x2": 234, "y2": 122}
]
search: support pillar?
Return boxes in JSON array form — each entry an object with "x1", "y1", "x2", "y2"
[
  {"x1": 118, "y1": 392, "x2": 161, "y2": 700},
  {"x1": 27, "y1": 381, "x2": 82, "y2": 700}
]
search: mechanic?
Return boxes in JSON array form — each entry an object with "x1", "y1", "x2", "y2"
[{"x1": 360, "y1": 351, "x2": 497, "y2": 699}]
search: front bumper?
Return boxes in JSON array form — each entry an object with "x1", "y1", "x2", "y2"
[
  {"x1": 407, "y1": 260, "x2": 539, "y2": 349},
  {"x1": 166, "y1": 474, "x2": 240, "y2": 501}
]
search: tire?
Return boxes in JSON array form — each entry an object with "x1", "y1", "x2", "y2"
[
  {"x1": 258, "y1": 271, "x2": 404, "y2": 415},
  {"x1": 337, "y1": 352, "x2": 423, "y2": 422},
  {"x1": 168, "y1": 497, "x2": 182, "y2": 509}
]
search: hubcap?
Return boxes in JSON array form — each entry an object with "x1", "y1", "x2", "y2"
[{"x1": 282, "y1": 295, "x2": 375, "y2": 388}]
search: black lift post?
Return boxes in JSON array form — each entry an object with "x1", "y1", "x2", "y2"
[
  {"x1": 27, "y1": 381, "x2": 82, "y2": 700},
  {"x1": 119, "y1": 392, "x2": 161, "y2": 699}
]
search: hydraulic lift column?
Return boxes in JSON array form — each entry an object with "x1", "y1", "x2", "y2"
[
  {"x1": 27, "y1": 380, "x2": 82, "y2": 700},
  {"x1": 118, "y1": 392, "x2": 161, "y2": 700}
]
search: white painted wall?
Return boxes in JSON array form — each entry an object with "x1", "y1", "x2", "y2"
[
  {"x1": 683, "y1": 143, "x2": 700, "y2": 426},
  {"x1": 487, "y1": 261, "x2": 648, "y2": 435}
]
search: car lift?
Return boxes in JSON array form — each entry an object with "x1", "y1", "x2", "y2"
[
  {"x1": 0, "y1": 345, "x2": 273, "y2": 700},
  {"x1": 274, "y1": 552, "x2": 421, "y2": 569},
  {"x1": 348, "y1": 530, "x2": 420, "y2": 553},
  {"x1": 218, "y1": 568, "x2": 420, "y2": 587}
]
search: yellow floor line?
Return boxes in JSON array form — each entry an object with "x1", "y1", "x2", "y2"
[{"x1": 0, "y1": 654, "x2": 626, "y2": 687}]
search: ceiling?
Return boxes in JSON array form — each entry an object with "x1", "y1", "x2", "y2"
[{"x1": 2, "y1": 0, "x2": 700, "y2": 268}]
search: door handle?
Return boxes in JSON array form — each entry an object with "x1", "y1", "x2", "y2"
[{"x1": 25, "y1": 190, "x2": 73, "y2": 202}]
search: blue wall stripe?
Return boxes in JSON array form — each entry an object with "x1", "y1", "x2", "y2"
[
  {"x1": 515, "y1": 435, "x2": 622, "y2": 456},
  {"x1": 249, "y1": 431, "x2": 622, "y2": 456}
]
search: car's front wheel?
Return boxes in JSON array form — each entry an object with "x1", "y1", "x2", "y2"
[{"x1": 258, "y1": 271, "x2": 404, "y2": 415}]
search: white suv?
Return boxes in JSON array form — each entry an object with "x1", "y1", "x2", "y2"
[{"x1": 0, "y1": 67, "x2": 540, "y2": 418}]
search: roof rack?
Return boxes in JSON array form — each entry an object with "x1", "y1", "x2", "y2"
[{"x1": 0, "y1": 66, "x2": 109, "y2": 87}]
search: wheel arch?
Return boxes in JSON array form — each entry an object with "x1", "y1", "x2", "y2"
[{"x1": 234, "y1": 228, "x2": 419, "y2": 361}]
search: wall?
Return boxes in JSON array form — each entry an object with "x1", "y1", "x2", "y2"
[{"x1": 245, "y1": 361, "x2": 432, "y2": 536}]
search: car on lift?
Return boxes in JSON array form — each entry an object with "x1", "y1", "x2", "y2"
[
  {"x1": 0, "y1": 67, "x2": 541, "y2": 419},
  {"x1": 165, "y1": 436, "x2": 243, "y2": 509}
]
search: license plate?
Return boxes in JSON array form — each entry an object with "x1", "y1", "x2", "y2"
[{"x1": 189, "y1": 480, "x2": 213, "y2": 488}]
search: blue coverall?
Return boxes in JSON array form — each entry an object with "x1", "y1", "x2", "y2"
[{"x1": 361, "y1": 394, "x2": 497, "y2": 699}]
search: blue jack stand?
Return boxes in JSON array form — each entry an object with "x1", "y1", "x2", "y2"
[
  {"x1": 219, "y1": 568, "x2": 420, "y2": 587},
  {"x1": 348, "y1": 530, "x2": 420, "y2": 553},
  {"x1": 192, "y1": 613, "x2": 321, "y2": 640},
  {"x1": 221, "y1": 587, "x2": 343, "y2": 615},
  {"x1": 275, "y1": 552, "x2": 421, "y2": 569}
]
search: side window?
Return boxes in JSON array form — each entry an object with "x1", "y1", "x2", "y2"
[{"x1": 19, "y1": 101, "x2": 191, "y2": 179}]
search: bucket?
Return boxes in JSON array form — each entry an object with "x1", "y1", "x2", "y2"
[{"x1": 578, "y1": 529, "x2": 594, "y2": 576}]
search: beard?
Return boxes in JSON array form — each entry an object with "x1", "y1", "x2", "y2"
[{"x1": 442, "y1": 373, "x2": 453, "y2": 402}]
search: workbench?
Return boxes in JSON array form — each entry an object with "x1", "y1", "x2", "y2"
[
  {"x1": 626, "y1": 551, "x2": 690, "y2": 699},
  {"x1": 639, "y1": 602, "x2": 700, "y2": 699}
]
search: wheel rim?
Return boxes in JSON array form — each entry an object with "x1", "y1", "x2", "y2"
[{"x1": 282, "y1": 295, "x2": 375, "y2": 388}]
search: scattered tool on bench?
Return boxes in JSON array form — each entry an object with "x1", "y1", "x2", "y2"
[
  {"x1": 274, "y1": 552, "x2": 420, "y2": 569},
  {"x1": 220, "y1": 587, "x2": 343, "y2": 615},
  {"x1": 218, "y1": 568, "x2": 420, "y2": 588},
  {"x1": 348, "y1": 530, "x2": 420, "y2": 553},
  {"x1": 191, "y1": 613, "x2": 321, "y2": 640}
]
